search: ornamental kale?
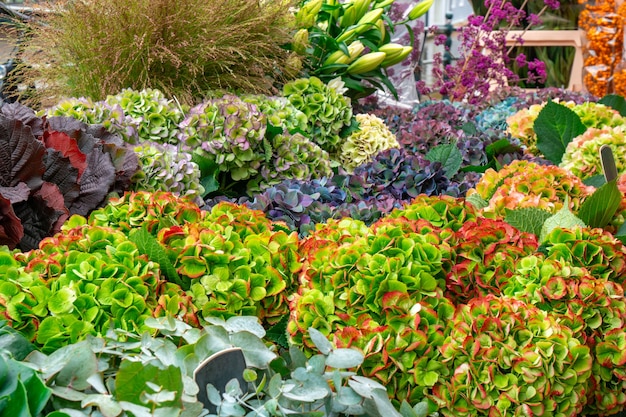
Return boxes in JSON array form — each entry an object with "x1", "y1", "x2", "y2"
[{"x1": 0, "y1": 102, "x2": 139, "y2": 251}]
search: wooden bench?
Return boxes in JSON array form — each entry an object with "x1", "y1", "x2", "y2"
[{"x1": 504, "y1": 29, "x2": 585, "y2": 91}]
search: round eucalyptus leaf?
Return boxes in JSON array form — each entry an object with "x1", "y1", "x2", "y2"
[{"x1": 325, "y1": 348, "x2": 364, "y2": 369}]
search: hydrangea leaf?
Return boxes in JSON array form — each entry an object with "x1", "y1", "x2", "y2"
[
  {"x1": 616, "y1": 222, "x2": 626, "y2": 244},
  {"x1": 583, "y1": 174, "x2": 606, "y2": 187},
  {"x1": 504, "y1": 207, "x2": 553, "y2": 236},
  {"x1": 266, "y1": 315, "x2": 289, "y2": 349},
  {"x1": 577, "y1": 179, "x2": 623, "y2": 228},
  {"x1": 539, "y1": 204, "x2": 586, "y2": 243},
  {"x1": 192, "y1": 153, "x2": 220, "y2": 196},
  {"x1": 534, "y1": 100, "x2": 586, "y2": 164},
  {"x1": 425, "y1": 143, "x2": 462, "y2": 177},
  {"x1": 466, "y1": 193, "x2": 489, "y2": 209},
  {"x1": 115, "y1": 361, "x2": 183, "y2": 408},
  {"x1": 598, "y1": 94, "x2": 626, "y2": 117},
  {"x1": 129, "y1": 228, "x2": 185, "y2": 289}
]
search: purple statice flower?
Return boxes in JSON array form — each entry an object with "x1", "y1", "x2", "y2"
[{"x1": 419, "y1": 0, "x2": 559, "y2": 108}]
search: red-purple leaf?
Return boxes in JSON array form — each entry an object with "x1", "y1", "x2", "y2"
[
  {"x1": 0, "y1": 117, "x2": 45, "y2": 188},
  {"x1": 43, "y1": 131, "x2": 87, "y2": 178},
  {"x1": 1, "y1": 102, "x2": 44, "y2": 137},
  {"x1": 43, "y1": 149, "x2": 80, "y2": 207},
  {"x1": 0, "y1": 193, "x2": 23, "y2": 249},
  {"x1": 13, "y1": 186, "x2": 67, "y2": 251},
  {"x1": 69, "y1": 148, "x2": 115, "y2": 216},
  {"x1": 34, "y1": 182, "x2": 69, "y2": 234},
  {"x1": 0, "y1": 182, "x2": 30, "y2": 204}
]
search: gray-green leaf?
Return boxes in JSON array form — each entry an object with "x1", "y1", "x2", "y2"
[{"x1": 505, "y1": 207, "x2": 553, "y2": 236}]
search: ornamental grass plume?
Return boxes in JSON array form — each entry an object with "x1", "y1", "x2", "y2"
[
  {"x1": 418, "y1": 0, "x2": 559, "y2": 107},
  {"x1": 15, "y1": 0, "x2": 297, "y2": 106}
]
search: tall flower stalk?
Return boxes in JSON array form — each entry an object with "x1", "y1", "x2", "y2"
[{"x1": 419, "y1": 0, "x2": 560, "y2": 106}]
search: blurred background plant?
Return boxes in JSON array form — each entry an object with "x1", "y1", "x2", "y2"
[{"x1": 471, "y1": 0, "x2": 584, "y2": 90}]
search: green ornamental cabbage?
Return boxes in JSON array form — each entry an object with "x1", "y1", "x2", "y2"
[{"x1": 339, "y1": 113, "x2": 399, "y2": 173}]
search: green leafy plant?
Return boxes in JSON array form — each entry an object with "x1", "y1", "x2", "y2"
[
  {"x1": 501, "y1": 254, "x2": 626, "y2": 415},
  {"x1": 467, "y1": 160, "x2": 594, "y2": 218},
  {"x1": 159, "y1": 202, "x2": 301, "y2": 327},
  {"x1": 289, "y1": 217, "x2": 455, "y2": 406},
  {"x1": 132, "y1": 142, "x2": 204, "y2": 204},
  {"x1": 178, "y1": 94, "x2": 268, "y2": 187},
  {"x1": 17, "y1": 0, "x2": 297, "y2": 105},
  {"x1": 387, "y1": 194, "x2": 479, "y2": 232},
  {"x1": 292, "y1": 0, "x2": 431, "y2": 99},
  {"x1": 533, "y1": 100, "x2": 587, "y2": 164},
  {"x1": 87, "y1": 190, "x2": 203, "y2": 235},
  {"x1": 251, "y1": 131, "x2": 333, "y2": 193},
  {"x1": 104, "y1": 88, "x2": 185, "y2": 144},
  {"x1": 445, "y1": 217, "x2": 538, "y2": 305},
  {"x1": 560, "y1": 126, "x2": 626, "y2": 181}
]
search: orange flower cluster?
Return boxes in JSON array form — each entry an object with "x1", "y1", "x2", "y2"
[
  {"x1": 614, "y1": 1, "x2": 626, "y2": 95},
  {"x1": 579, "y1": 0, "x2": 623, "y2": 96}
]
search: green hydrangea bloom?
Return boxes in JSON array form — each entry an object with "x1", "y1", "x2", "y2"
[
  {"x1": 283, "y1": 76, "x2": 353, "y2": 155},
  {"x1": 339, "y1": 113, "x2": 399, "y2": 172},
  {"x1": 132, "y1": 142, "x2": 204, "y2": 204},
  {"x1": 105, "y1": 88, "x2": 185, "y2": 144},
  {"x1": 560, "y1": 125, "x2": 626, "y2": 180}
]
